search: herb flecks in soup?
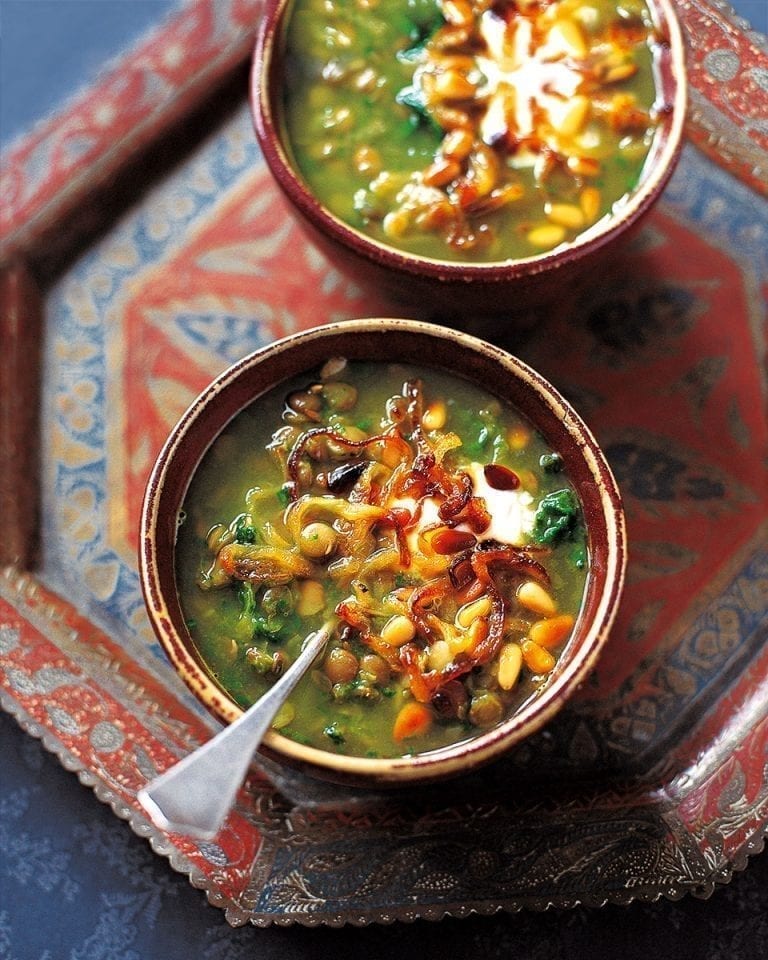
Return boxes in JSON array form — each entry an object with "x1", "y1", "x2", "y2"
[
  {"x1": 283, "y1": 0, "x2": 661, "y2": 261},
  {"x1": 177, "y1": 362, "x2": 588, "y2": 758}
]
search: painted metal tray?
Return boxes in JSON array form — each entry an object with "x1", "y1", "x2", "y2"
[{"x1": 0, "y1": 0, "x2": 766, "y2": 927}]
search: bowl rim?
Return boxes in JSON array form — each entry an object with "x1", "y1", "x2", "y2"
[
  {"x1": 139, "y1": 318, "x2": 627, "y2": 785},
  {"x1": 250, "y1": 0, "x2": 688, "y2": 281}
]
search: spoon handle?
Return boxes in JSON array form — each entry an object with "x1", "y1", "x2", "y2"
[{"x1": 137, "y1": 623, "x2": 331, "y2": 839}]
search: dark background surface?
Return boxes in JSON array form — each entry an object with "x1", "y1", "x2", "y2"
[{"x1": 1, "y1": 1, "x2": 767, "y2": 957}]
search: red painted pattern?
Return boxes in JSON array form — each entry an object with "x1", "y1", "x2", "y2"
[{"x1": 0, "y1": 0, "x2": 263, "y2": 252}]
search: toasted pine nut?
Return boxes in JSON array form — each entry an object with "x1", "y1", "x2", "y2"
[
  {"x1": 442, "y1": 128, "x2": 475, "y2": 161},
  {"x1": 467, "y1": 143, "x2": 499, "y2": 197},
  {"x1": 432, "y1": 24, "x2": 471, "y2": 50},
  {"x1": 497, "y1": 643, "x2": 523, "y2": 690},
  {"x1": 353, "y1": 145, "x2": 381, "y2": 176},
  {"x1": 548, "y1": 20, "x2": 588, "y2": 58},
  {"x1": 441, "y1": 0, "x2": 474, "y2": 28},
  {"x1": 415, "y1": 201, "x2": 456, "y2": 230},
  {"x1": 546, "y1": 203, "x2": 585, "y2": 230},
  {"x1": 369, "y1": 171, "x2": 401, "y2": 197},
  {"x1": 554, "y1": 96, "x2": 590, "y2": 138},
  {"x1": 527, "y1": 224, "x2": 567, "y2": 249},
  {"x1": 604, "y1": 62, "x2": 639, "y2": 84},
  {"x1": 422, "y1": 399, "x2": 448, "y2": 431},
  {"x1": 434, "y1": 70, "x2": 477, "y2": 100},
  {"x1": 456, "y1": 594, "x2": 492, "y2": 628},
  {"x1": 529, "y1": 614, "x2": 575, "y2": 650},
  {"x1": 297, "y1": 579, "x2": 326, "y2": 617},
  {"x1": 517, "y1": 581, "x2": 557, "y2": 617},
  {"x1": 432, "y1": 105, "x2": 472, "y2": 130},
  {"x1": 381, "y1": 614, "x2": 416, "y2": 647},
  {"x1": 580, "y1": 186, "x2": 602, "y2": 222},
  {"x1": 423, "y1": 158, "x2": 461, "y2": 188},
  {"x1": 383, "y1": 209, "x2": 411, "y2": 239},
  {"x1": 467, "y1": 617, "x2": 489, "y2": 649},
  {"x1": 521, "y1": 639, "x2": 557, "y2": 674}
]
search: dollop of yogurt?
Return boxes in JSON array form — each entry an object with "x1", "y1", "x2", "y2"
[{"x1": 391, "y1": 461, "x2": 536, "y2": 550}]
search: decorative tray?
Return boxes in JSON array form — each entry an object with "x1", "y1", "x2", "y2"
[{"x1": 0, "y1": 0, "x2": 766, "y2": 928}]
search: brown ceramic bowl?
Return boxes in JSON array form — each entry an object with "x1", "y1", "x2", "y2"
[
  {"x1": 139, "y1": 318, "x2": 626, "y2": 787},
  {"x1": 251, "y1": 0, "x2": 686, "y2": 317}
]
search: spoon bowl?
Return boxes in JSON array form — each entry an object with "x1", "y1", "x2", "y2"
[{"x1": 137, "y1": 623, "x2": 331, "y2": 838}]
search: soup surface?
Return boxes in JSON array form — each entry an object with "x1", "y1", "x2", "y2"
[
  {"x1": 176, "y1": 361, "x2": 588, "y2": 758},
  {"x1": 282, "y1": 0, "x2": 661, "y2": 261}
]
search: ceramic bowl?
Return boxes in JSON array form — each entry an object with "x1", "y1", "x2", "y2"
[
  {"x1": 139, "y1": 318, "x2": 627, "y2": 787},
  {"x1": 251, "y1": 0, "x2": 686, "y2": 317}
]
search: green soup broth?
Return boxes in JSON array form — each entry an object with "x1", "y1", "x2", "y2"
[
  {"x1": 281, "y1": 0, "x2": 661, "y2": 262},
  {"x1": 176, "y1": 361, "x2": 588, "y2": 759}
]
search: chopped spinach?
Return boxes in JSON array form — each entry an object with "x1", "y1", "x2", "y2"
[
  {"x1": 533, "y1": 488, "x2": 580, "y2": 545},
  {"x1": 323, "y1": 722, "x2": 346, "y2": 745},
  {"x1": 234, "y1": 514, "x2": 257, "y2": 544}
]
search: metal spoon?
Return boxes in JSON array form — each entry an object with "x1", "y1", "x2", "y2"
[{"x1": 137, "y1": 622, "x2": 332, "y2": 839}]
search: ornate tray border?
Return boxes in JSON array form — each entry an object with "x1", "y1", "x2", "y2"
[{"x1": 1, "y1": 0, "x2": 767, "y2": 927}]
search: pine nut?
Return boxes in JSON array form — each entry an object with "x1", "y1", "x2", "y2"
[
  {"x1": 548, "y1": 20, "x2": 588, "y2": 58},
  {"x1": 433, "y1": 105, "x2": 472, "y2": 130},
  {"x1": 434, "y1": 70, "x2": 477, "y2": 101},
  {"x1": 527, "y1": 224, "x2": 567, "y2": 249},
  {"x1": 604, "y1": 62, "x2": 639, "y2": 84},
  {"x1": 383, "y1": 209, "x2": 411, "y2": 239},
  {"x1": 456, "y1": 594, "x2": 492, "y2": 628},
  {"x1": 517, "y1": 580, "x2": 557, "y2": 617},
  {"x1": 423, "y1": 158, "x2": 461, "y2": 188},
  {"x1": 546, "y1": 203, "x2": 585, "y2": 230},
  {"x1": 467, "y1": 617, "x2": 489, "y2": 649},
  {"x1": 353, "y1": 145, "x2": 381, "y2": 176},
  {"x1": 381, "y1": 614, "x2": 416, "y2": 647},
  {"x1": 467, "y1": 143, "x2": 499, "y2": 197},
  {"x1": 497, "y1": 642, "x2": 523, "y2": 690},
  {"x1": 440, "y1": 129, "x2": 472, "y2": 163},
  {"x1": 580, "y1": 186, "x2": 602, "y2": 222},
  {"x1": 554, "y1": 96, "x2": 590, "y2": 137},
  {"x1": 441, "y1": 0, "x2": 474, "y2": 28},
  {"x1": 529, "y1": 614, "x2": 575, "y2": 650},
  {"x1": 521, "y1": 639, "x2": 556, "y2": 674}
]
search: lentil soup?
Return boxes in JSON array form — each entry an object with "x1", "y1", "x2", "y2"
[
  {"x1": 176, "y1": 361, "x2": 588, "y2": 759},
  {"x1": 281, "y1": 0, "x2": 663, "y2": 262}
]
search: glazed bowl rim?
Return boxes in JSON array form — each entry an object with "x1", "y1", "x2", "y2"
[
  {"x1": 251, "y1": 0, "x2": 687, "y2": 280},
  {"x1": 139, "y1": 318, "x2": 627, "y2": 784}
]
